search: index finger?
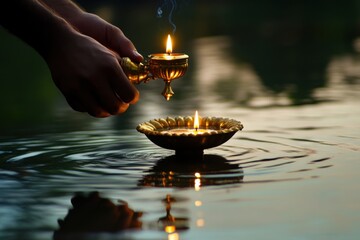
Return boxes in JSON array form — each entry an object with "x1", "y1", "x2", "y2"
[{"x1": 109, "y1": 60, "x2": 140, "y2": 104}]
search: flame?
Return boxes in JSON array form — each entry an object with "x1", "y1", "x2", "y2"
[
  {"x1": 166, "y1": 34, "x2": 172, "y2": 54},
  {"x1": 194, "y1": 111, "x2": 199, "y2": 130}
]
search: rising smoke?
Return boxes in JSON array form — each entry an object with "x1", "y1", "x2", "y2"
[{"x1": 157, "y1": 0, "x2": 177, "y2": 35}]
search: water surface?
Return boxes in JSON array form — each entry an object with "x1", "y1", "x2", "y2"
[{"x1": 1, "y1": 1, "x2": 360, "y2": 239}]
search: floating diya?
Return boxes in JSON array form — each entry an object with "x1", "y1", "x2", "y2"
[{"x1": 136, "y1": 111, "x2": 243, "y2": 158}]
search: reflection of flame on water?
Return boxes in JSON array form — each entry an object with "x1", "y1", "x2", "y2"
[
  {"x1": 194, "y1": 172, "x2": 201, "y2": 191},
  {"x1": 195, "y1": 200, "x2": 202, "y2": 207},
  {"x1": 139, "y1": 154, "x2": 244, "y2": 188},
  {"x1": 54, "y1": 192, "x2": 188, "y2": 239},
  {"x1": 196, "y1": 219, "x2": 205, "y2": 227},
  {"x1": 158, "y1": 194, "x2": 189, "y2": 237}
]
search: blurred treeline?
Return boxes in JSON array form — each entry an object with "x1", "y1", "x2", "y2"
[{"x1": 1, "y1": 0, "x2": 359, "y2": 133}]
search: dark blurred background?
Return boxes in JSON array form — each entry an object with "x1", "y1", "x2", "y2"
[{"x1": 1, "y1": 0, "x2": 360, "y2": 135}]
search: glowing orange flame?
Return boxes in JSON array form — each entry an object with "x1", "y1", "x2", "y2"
[
  {"x1": 166, "y1": 34, "x2": 172, "y2": 54},
  {"x1": 194, "y1": 111, "x2": 199, "y2": 130}
]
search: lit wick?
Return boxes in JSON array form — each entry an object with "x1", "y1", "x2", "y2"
[
  {"x1": 166, "y1": 34, "x2": 172, "y2": 55},
  {"x1": 194, "y1": 110, "x2": 199, "y2": 132}
]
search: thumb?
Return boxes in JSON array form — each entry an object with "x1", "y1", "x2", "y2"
[
  {"x1": 118, "y1": 37, "x2": 143, "y2": 63},
  {"x1": 130, "y1": 49, "x2": 144, "y2": 63}
]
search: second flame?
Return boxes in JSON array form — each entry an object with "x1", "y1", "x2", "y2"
[{"x1": 194, "y1": 111, "x2": 199, "y2": 130}]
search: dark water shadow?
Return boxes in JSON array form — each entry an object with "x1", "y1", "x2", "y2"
[
  {"x1": 53, "y1": 192, "x2": 188, "y2": 240},
  {"x1": 53, "y1": 192, "x2": 142, "y2": 240},
  {"x1": 139, "y1": 154, "x2": 244, "y2": 188}
]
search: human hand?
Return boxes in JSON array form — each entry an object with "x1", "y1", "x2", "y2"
[
  {"x1": 47, "y1": 29, "x2": 139, "y2": 117},
  {"x1": 0, "y1": 0, "x2": 142, "y2": 118},
  {"x1": 70, "y1": 12, "x2": 143, "y2": 64}
]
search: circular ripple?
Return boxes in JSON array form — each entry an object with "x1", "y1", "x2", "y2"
[{"x1": 0, "y1": 128, "x2": 334, "y2": 190}]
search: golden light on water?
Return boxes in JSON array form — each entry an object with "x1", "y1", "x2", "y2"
[
  {"x1": 196, "y1": 218, "x2": 205, "y2": 227},
  {"x1": 165, "y1": 225, "x2": 176, "y2": 233},
  {"x1": 168, "y1": 232, "x2": 179, "y2": 240},
  {"x1": 194, "y1": 172, "x2": 201, "y2": 191},
  {"x1": 165, "y1": 225, "x2": 178, "y2": 240},
  {"x1": 195, "y1": 179, "x2": 201, "y2": 191}
]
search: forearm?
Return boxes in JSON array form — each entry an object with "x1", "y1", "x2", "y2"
[
  {"x1": 0, "y1": 0, "x2": 140, "y2": 117},
  {"x1": 38, "y1": 0, "x2": 142, "y2": 62},
  {"x1": 38, "y1": 0, "x2": 86, "y2": 27},
  {"x1": 0, "y1": 0, "x2": 75, "y2": 60},
  {"x1": 37, "y1": 0, "x2": 108, "y2": 49}
]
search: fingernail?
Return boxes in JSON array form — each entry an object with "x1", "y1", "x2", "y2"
[
  {"x1": 130, "y1": 89, "x2": 140, "y2": 104},
  {"x1": 133, "y1": 50, "x2": 143, "y2": 59}
]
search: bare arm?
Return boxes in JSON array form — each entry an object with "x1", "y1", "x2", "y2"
[
  {"x1": 0, "y1": 0, "x2": 141, "y2": 117},
  {"x1": 0, "y1": 0, "x2": 72, "y2": 60},
  {"x1": 38, "y1": 0, "x2": 143, "y2": 63}
]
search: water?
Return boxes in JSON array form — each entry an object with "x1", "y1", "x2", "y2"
[
  {"x1": 1, "y1": 72, "x2": 359, "y2": 239},
  {"x1": 1, "y1": 1, "x2": 360, "y2": 239}
]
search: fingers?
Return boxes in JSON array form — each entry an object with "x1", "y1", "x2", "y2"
[
  {"x1": 50, "y1": 26, "x2": 141, "y2": 118},
  {"x1": 108, "y1": 60, "x2": 140, "y2": 104},
  {"x1": 93, "y1": 80, "x2": 131, "y2": 115},
  {"x1": 81, "y1": 22, "x2": 142, "y2": 104},
  {"x1": 64, "y1": 81, "x2": 131, "y2": 118},
  {"x1": 65, "y1": 95, "x2": 86, "y2": 113},
  {"x1": 67, "y1": 91, "x2": 110, "y2": 118},
  {"x1": 106, "y1": 25, "x2": 143, "y2": 63},
  {"x1": 58, "y1": 61, "x2": 138, "y2": 118},
  {"x1": 118, "y1": 36, "x2": 143, "y2": 63}
]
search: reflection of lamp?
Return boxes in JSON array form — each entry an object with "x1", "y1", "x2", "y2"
[
  {"x1": 139, "y1": 154, "x2": 244, "y2": 188},
  {"x1": 158, "y1": 194, "x2": 189, "y2": 233},
  {"x1": 53, "y1": 192, "x2": 142, "y2": 239}
]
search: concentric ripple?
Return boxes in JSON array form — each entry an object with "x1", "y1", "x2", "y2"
[
  {"x1": 0, "y1": 124, "x2": 354, "y2": 240},
  {"x1": 0, "y1": 127, "x2": 335, "y2": 191}
]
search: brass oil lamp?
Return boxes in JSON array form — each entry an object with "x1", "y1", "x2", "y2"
[
  {"x1": 137, "y1": 111, "x2": 243, "y2": 158},
  {"x1": 123, "y1": 36, "x2": 243, "y2": 157},
  {"x1": 120, "y1": 35, "x2": 189, "y2": 100}
]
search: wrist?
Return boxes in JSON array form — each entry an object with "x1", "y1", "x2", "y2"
[
  {"x1": 39, "y1": 0, "x2": 87, "y2": 31},
  {"x1": 43, "y1": 19, "x2": 85, "y2": 64},
  {"x1": 39, "y1": 16, "x2": 77, "y2": 60},
  {"x1": 0, "y1": 1, "x2": 80, "y2": 61}
]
